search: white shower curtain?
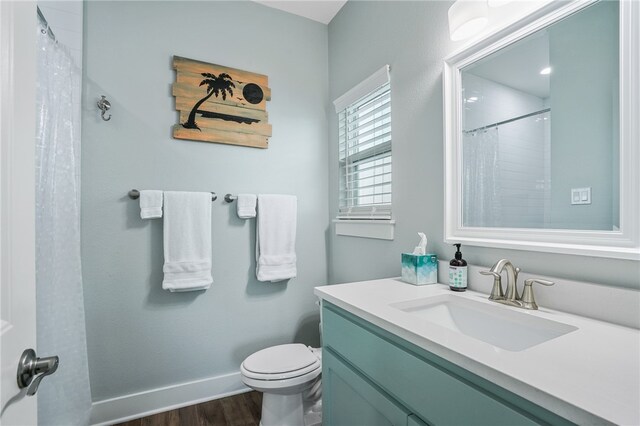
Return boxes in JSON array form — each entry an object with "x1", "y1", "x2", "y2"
[
  {"x1": 462, "y1": 127, "x2": 502, "y2": 227},
  {"x1": 35, "y1": 19, "x2": 92, "y2": 425}
]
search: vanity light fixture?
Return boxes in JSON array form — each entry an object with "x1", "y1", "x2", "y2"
[
  {"x1": 448, "y1": 0, "x2": 489, "y2": 41},
  {"x1": 539, "y1": 66, "x2": 552, "y2": 75}
]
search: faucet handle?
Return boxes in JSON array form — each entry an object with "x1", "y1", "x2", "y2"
[
  {"x1": 526, "y1": 278, "x2": 554, "y2": 286},
  {"x1": 480, "y1": 270, "x2": 504, "y2": 300},
  {"x1": 521, "y1": 278, "x2": 554, "y2": 310}
]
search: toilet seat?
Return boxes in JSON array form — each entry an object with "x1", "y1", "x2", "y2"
[
  {"x1": 241, "y1": 344, "x2": 321, "y2": 381},
  {"x1": 240, "y1": 343, "x2": 323, "y2": 426}
]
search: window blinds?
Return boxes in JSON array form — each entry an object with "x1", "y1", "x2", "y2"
[
  {"x1": 336, "y1": 70, "x2": 392, "y2": 220},
  {"x1": 333, "y1": 65, "x2": 390, "y2": 113}
]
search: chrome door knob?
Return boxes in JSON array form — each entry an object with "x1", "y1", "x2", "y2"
[{"x1": 16, "y1": 348, "x2": 59, "y2": 396}]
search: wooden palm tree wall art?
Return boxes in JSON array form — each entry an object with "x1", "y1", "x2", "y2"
[{"x1": 172, "y1": 56, "x2": 271, "y2": 148}]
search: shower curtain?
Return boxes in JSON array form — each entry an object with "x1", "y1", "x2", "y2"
[
  {"x1": 462, "y1": 127, "x2": 502, "y2": 227},
  {"x1": 35, "y1": 18, "x2": 92, "y2": 425}
]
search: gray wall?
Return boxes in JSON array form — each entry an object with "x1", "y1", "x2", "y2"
[
  {"x1": 82, "y1": 0, "x2": 638, "y2": 405},
  {"x1": 82, "y1": 1, "x2": 328, "y2": 401},
  {"x1": 327, "y1": 1, "x2": 639, "y2": 289}
]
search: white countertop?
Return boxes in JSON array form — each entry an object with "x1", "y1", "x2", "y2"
[{"x1": 315, "y1": 278, "x2": 640, "y2": 425}]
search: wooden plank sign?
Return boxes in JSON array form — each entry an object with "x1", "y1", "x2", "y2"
[{"x1": 172, "y1": 56, "x2": 271, "y2": 148}]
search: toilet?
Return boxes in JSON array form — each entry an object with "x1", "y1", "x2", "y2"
[{"x1": 241, "y1": 343, "x2": 322, "y2": 426}]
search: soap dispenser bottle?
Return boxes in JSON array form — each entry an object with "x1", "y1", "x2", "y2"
[{"x1": 449, "y1": 244, "x2": 468, "y2": 292}]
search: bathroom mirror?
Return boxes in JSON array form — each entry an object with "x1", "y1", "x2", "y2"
[{"x1": 443, "y1": 0, "x2": 639, "y2": 259}]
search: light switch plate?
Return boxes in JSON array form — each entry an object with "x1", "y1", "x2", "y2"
[{"x1": 571, "y1": 187, "x2": 591, "y2": 205}]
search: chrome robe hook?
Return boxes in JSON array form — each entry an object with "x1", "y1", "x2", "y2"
[{"x1": 97, "y1": 95, "x2": 111, "y2": 121}]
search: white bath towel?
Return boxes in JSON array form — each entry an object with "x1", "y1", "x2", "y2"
[
  {"x1": 139, "y1": 190, "x2": 163, "y2": 219},
  {"x1": 237, "y1": 194, "x2": 257, "y2": 219},
  {"x1": 256, "y1": 194, "x2": 297, "y2": 282},
  {"x1": 162, "y1": 191, "x2": 213, "y2": 292}
]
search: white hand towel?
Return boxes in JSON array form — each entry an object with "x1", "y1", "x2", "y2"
[
  {"x1": 256, "y1": 194, "x2": 297, "y2": 282},
  {"x1": 237, "y1": 194, "x2": 257, "y2": 219},
  {"x1": 162, "y1": 191, "x2": 213, "y2": 292},
  {"x1": 140, "y1": 190, "x2": 163, "y2": 219}
]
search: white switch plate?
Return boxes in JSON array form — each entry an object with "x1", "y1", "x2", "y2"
[{"x1": 571, "y1": 187, "x2": 591, "y2": 205}]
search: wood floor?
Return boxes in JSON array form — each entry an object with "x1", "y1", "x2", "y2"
[{"x1": 114, "y1": 391, "x2": 262, "y2": 426}]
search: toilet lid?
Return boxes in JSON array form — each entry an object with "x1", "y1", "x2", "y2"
[{"x1": 243, "y1": 343, "x2": 320, "y2": 375}]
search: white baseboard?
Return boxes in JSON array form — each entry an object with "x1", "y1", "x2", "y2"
[{"x1": 89, "y1": 371, "x2": 250, "y2": 426}]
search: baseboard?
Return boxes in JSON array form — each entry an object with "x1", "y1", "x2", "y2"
[{"x1": 89, "y1": 371, "x2": 250, "y2": 425}]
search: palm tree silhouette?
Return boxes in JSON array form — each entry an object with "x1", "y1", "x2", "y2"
[{"x1": 183, "y1": 72, "x2": 236, "y2": 130}]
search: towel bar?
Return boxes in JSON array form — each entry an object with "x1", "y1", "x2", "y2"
[
  {"x1": 224, "y1": 194, "x2": 237, "y2": 203},
  {"x1": 128, "y1": 189, "x2": 217, "y2": 201}
]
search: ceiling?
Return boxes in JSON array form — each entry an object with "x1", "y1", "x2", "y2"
[
  {"x1": 466, "y1": 31, "x2": 550, "y2": 99},
  {"x1": 253, "y1": 0, "x2": 348, "y2": 25}
]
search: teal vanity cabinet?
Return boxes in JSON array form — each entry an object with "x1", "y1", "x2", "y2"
[
  {"x1": 322, "y1": 302, "x2": 574, "y2": 426},
  {"x1": 323, "y1": 349, "x2": 414, "y2": 426}
]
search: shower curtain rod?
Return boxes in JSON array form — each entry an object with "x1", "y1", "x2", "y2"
[
  {"x1": 37, "y1": 6, "x2": 57, "y2": 42},
  {"x1": 463, "y1": 108, "x2": 550, "y2": 134}
]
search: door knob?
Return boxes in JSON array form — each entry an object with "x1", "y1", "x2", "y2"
[{"x1": 16, "y1": 349, "x2": 59, "y2": 396}]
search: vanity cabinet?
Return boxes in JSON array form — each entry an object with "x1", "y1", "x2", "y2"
[
  {"x1": 322, "y1": 302, "x2": 574, "y2": 426},
  {"x1": 323, "y1": 349, "x2": 411, "y2": 426}
]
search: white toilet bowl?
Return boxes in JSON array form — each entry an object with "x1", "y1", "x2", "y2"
[{"x1": 241, "y1": 343, "x2": 321, "y2": 426}]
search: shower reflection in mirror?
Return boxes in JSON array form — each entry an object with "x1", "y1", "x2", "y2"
[{"x1": 460, "y1": 0, "x2": 619, "y2": 232}]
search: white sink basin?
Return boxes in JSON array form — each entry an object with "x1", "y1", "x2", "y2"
[{"x1": 391, "y1": 294, "x2": 578, "y2": 351}]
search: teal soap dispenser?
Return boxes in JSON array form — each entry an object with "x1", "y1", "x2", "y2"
[{"x1": 449, "y1": 244, "x2": 468, "y2": 291}]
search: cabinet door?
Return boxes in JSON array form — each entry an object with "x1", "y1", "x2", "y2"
[
  {"x1": 323, "y1": 349, "x2": 409, "y2": 426},
  {"x1": 323, "y1": 304, "x2": 569, "y2": 426}
]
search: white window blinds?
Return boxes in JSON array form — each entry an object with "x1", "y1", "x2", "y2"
[{"x1": 335, "y1": 66, "x2": 392, "y2": 220}]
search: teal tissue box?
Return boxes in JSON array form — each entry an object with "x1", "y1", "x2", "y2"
[{"x1": 401, "y1": 253, "x2": 438, "y2": 285}]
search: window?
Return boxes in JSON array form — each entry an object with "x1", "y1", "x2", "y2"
[{"x1": 333, "y1": 65, "x2": 394, "y2": 239}]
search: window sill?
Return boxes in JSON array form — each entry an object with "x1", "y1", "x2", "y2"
[{"x1": 333, "y1": 219, "x2": 395, "y2": 240}]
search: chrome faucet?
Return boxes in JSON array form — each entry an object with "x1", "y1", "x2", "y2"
[
  {"x1": 480, "y1": 259, "x2": 554, "y2": 310},
  {"x1": 481, "y1": 259, "x2": 520, "y2": 304}
]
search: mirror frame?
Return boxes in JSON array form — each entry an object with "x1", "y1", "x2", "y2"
[{"x1": 443, "y1": 0, "x2": 639, "y2": 260}]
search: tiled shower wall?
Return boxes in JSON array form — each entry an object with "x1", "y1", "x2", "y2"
[{"x1": 463, "y1": 73, "x2": 550, "y2": 229}]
